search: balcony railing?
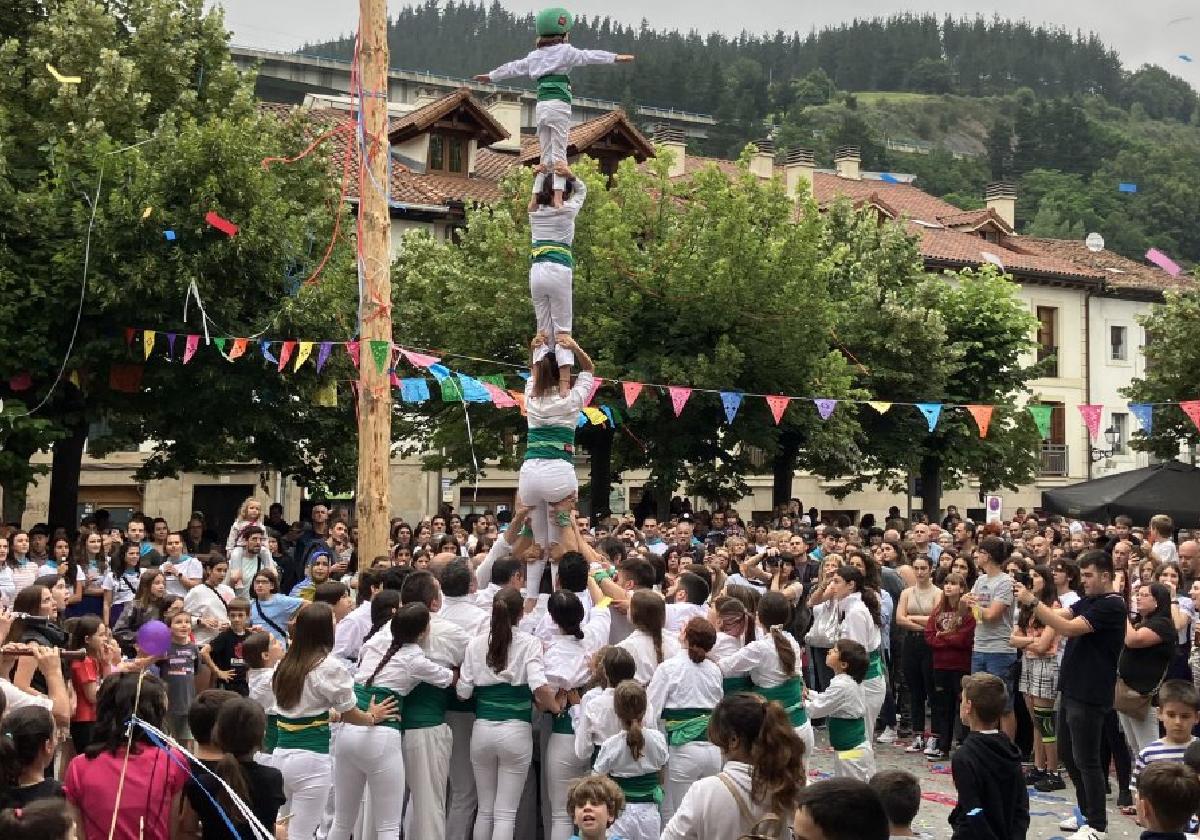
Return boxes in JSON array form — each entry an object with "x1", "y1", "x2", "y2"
[
  {"x1": 1040, "y1": 443, "x2": 1068, "y2": 476},
  {"x1": 1036, "y1": 345, "x2": 1059, "y2": 378}
]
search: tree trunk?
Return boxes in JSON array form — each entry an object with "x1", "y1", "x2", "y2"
[
  {"x1": 772, "y1": 442, "x2": 799, "y2": 507},
  {"x1": 48, "y1": 419, "x2": 87, "y2": 530},
  {"x1": 586, "y1": 428, "x2": 614, "y2": 518},
  {"x1": 919, "y1": 453, "x2": 943, "y2": 523},
  {"x1": 1, "y1": 476, "x2": 28, "y2": 525}
]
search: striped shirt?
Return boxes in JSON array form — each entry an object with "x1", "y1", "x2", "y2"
[{"x1": 1134, "y1": 737, "x2": 1197, "y2": 784}]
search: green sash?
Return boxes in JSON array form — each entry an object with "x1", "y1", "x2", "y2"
[
  {"x1": 662, "y1": 707, "x2": 712, "y2": 747},
  {"x1": 615, "y1": 771, "x2": 663, "y2": 805},
  {"x1": 866, "y1": 649, "x2": 884, "y2": 681},
  {"x1": 524, "y1": 426, "x2": 576, "y2": 464},
  {"x1": 400, "y1": 681, "x2": 450, "y2": 731},
  {"x1": 354, "y1": 684, "x2": 403, "y2": 733},
  {"x1": 447, "y1": 694, "x2": 477, "y2": 714},
  {"x1": 537, "y1": 73, "x2": 572, "y2": 103},
  {"x1": 722, "y1": 675, "x2": 753, "y2": 696},
  {"x1": 551, "y1": 705, "x2": 575, "y2": 735},
  {"x1": 828, "y1": 717, "x2": 868, "y2": 752},
  {"x1": 753, "y1": 676, "x2": 808, "y2": 727},
  {"x1": 275, "y1": 713, "x2": 331, "y2": 754},
  {"x1": 264, "y1": 713, "x2": 278, "y2": 753},
  {"x1": 475, "y1": 683, "x2": 534, "y2": 723},
  {"x1": 531, "y1": 240, "x2": 574, "y2": 268}
]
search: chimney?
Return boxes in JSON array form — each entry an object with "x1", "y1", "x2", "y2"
[
  {"x1": 783, "y1": 147, "x2": 815, "y2": 200},
  {"x1": 485, "y1": 95, "x2": 522, "y2": 152},
  {"x1": 985, "y1": 182, "x2": 1017, "y2": 229},
  {"x1": 653, "y1": 125, "x2": 687, "y2": 179},
  {"x1": 834, "y1": 145, "x2": 861, "y2": 180},
  {"x1": 750, "y1": 139, "x2": 775, "y2": 180}
]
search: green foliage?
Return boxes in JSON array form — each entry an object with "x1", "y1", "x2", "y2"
[
  {"x1": 1123, "y1": 290, "x2": 1200, "y2": 458},
  {"x1": 1122, "y1": 65, "x2": 1198, "y2": 122}
]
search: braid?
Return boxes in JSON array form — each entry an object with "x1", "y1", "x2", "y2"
[{"x1": 366, "y1": 638, "x2": 403, "y2": 688}]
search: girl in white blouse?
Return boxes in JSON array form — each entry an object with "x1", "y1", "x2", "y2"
[
  {"x1": 829, "y1": 564, "x2": 887, "y2": 735},
  {"x1": 270, "y1": 602, "x2": 395, "y2": 840},
  {"x1": 593, "y1": 680, "x2": 669, "y2": 840},
  {"x1": 573, "y1": 646, "x2": 638, "y2": 763},
  {"x1": 616, "y1": 590, "x2": 680, "y2": 685},
  {"x1": 457, "y1": 587, "x2": 557, "y2": 840}
]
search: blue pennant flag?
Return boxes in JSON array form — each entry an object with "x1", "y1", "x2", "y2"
[
  {"x1": 517, "y1": 370, "x2": 531, "y2": 381},
  {"x1": 577, "y1": 411, "x2": 588, "y2": 428},
  {"x1": 720, "y1": 391, "x2": 743, "y2": 424},
  {"x1": 260, "y1": 341, "x2": 278, "y2": 364},
  {"x1": 879, "y1": 173, "x2": 899, "y2": 183},
  {"x1": 427, "y1": 363, "x2": 451, "y2": 381},
  {"x1": 916, "y1": 403, "x2": 942, "y2": 432},
  {"x1": 601, "y1": 405, "x2": 616, "y2": 427},
  {"x1": 1129, "y1": 403, "x2": 1154, "y2": 434},
  {"x1": 1118, "y1": 182, "x2": 1138, "y2": 193},
  {"x1": 400, "y1": 378, "x2": 430, "y2": 403},
  {"x1": 458, "y1": 374, "x2": 491, "y2": 403}
]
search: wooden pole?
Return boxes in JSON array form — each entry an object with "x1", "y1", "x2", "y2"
[{"x1": 355, "y1": 0, "x2": 392, "y2": 564}]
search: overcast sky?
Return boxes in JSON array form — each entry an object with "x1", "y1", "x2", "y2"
[{"x1": 207, "y1": 0, "x2": 1200, "y2": 86}]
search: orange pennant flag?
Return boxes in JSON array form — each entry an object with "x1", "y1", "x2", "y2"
[
  {"x1": 229, "y1": 338, "x2": 248, "y2": 360},
  {"x1": 966, "y1": 405, "x2": 994, "y2": 438}
]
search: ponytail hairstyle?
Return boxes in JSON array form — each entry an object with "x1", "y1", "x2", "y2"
[
  {"x1": 363, "y1": 590, "x2": 402, "y2": 644},
  {"x1": 836, "y1": 565, "x2": 882, "y2": 628},
  {"x1": 682, "y1": 617, "x2": 716, "y2": 664},
  {"x1": 713, "y1": 595, "x2": 749, "y2": 643},
  {"x1": 724, "y1": 585, "x2": 762, "y2": 646},
  {"x1": 366, "y1": 603, "x2": 430, "y2": 687},
  {"x1": 548, "y1": 590, "x2": 585, "y2": 640},
  {"x1": 0, "y1": 706, "x2": 55, "y2": 786},
  {"x1": 757, "y1": 591, "x2": 796, "y2": 675},
  {"x1": 613, "y1": 680, "x2": 647, "y2": 760},
  {"x1": 707, "y1": 693, "x2": 805, "y2": 816},
  {"x1": 487, "y1": 587, "x2": 524, "y2": 672},
  {"x1": 0, "y1": 799, "x2": 73, "y2": 840},
  {"x1": 210, "y1": 698, "x2": 263, "y2": 824},
  {"x1": 241, "y1": 632, "x2": 272, "y2": 669},
  {"x1": 629, "y1": 590, "x2": 666, "y2": 664},
  {"x1": 273, "y1": 602, "x2": 335, "y2": 709}
]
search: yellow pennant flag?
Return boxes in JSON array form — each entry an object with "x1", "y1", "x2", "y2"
[
  {"x1": 295, "y1": 341, "x2": 314, "y2": 371},
  {"x1": 583, "y1": 407, "x2": 607, "y2": 426},
  {"x1": 143, "y1": 330, "x2": 156, "y2": 359},
  {"x1": 68, "y1": 370, "x2": 81, "y2": 388},
  {"x1": 142, "y1": 206, "x2": 153, "y2": 220},
  {"x1": 866, "y1": 401, "x2": 892, "y2": 414},
  {"x1": 316, "y1": 380, "x2": 338, "y2": 407}
]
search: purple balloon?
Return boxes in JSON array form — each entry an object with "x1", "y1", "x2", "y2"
[{"x1": 136, "y1": 620, "x2": 172, "y2": 657}]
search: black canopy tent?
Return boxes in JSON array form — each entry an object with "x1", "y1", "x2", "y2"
[{"x1": 1040, "y1": 461, "x2": 1200, "y2": 528}]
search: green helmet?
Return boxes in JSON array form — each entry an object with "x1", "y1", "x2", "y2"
[{"x1": 536, "y1": 7, "x2": 573, "y2": 36}]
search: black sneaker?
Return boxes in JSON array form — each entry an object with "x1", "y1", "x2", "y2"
[
  {"x1": 1117, "y1": 788, "x2": 1133, "y2": 808},
  {"x1": 1034, "y1": 772, "x2": 1067, "y2": 792},
  {"x1": 1024, "y1": 766, "x2": 1047, "y2": 785}
]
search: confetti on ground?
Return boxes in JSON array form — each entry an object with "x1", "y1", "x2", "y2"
[
  {"x1": 204, "y1": 210, "x2": 239, "y2": 237},
  {"x1": 931, "y1": 763, "x2": 953, "y2": 775},
  {"x1": 46, "y1": 63, "x2": 81, "y2": 84},
  {"x1": 921, "y1": 791, "x2": 959, "y2": 807}
]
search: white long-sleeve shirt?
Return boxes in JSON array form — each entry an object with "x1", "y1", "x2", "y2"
[
  {"x1": 372, "y1": 615, "x2": 469, "y2": 669},
  {"x1": 486, "y1": 44, "x2": 617, "y2": 84},
  {"x1": 804, "y1": 672, "x2": 866, "y2": 721},
  {"x1": 718, "y1": 630, "x2": 803, "y2": 689},
  {"x1": 525, "y1": 369, "x2": 594, "y2": 431},
  {"x1": 646, "y1": 653, "x2": 723, "y2": 723},
  {"x1": 457, "y1": 627, "x2": 547, "y2": 699},
  {"x1": 661, "y1": 761, "x2": 770, "y2": 840},
  {"x1": 183, "y1": 583, "x2": 234, "y2": 646},
  {"x1": 247, "y1": 667, "x2": 277, "y2": 715},
  {"x1": 332, "y1": 601, "x2": 373, "y2": 664},
  {"x1": 617, "y1": 628, "x2": 681, "y2": 685},
  {"x1": 665, "y1": 602, "x2": 709, "y2": 633},
  {"x1": 542, "y1": 607, "x2": 611, "y2": 690},
  {"x1": 529, "y1": 178, "x2": 587, "y2": 244},
  {"x1": 573, "y1": 685, "x2": 656, "y2": 761},
  {"x1": 440, "y1": 594, "x2": 490, "y2": 637},
  {"x1": 593, "y1": 727, "x2": 668, "y2": 778},
  {"x1": 837, "y1": 592, "x2": 881, "y2": 653},
  {"x1": 274, "y1": 655, "x2": 357, "y2": 719},
  {"x1": 355, "y1": 641, "x2": 454, "y2": 695}
]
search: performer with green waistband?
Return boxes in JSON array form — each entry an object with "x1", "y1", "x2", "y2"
[
  {"x1": 830, "y1": 563, "x2": 888, "y2": 744},
  {"x1": 474, "y1": 8, "x2": 633, "y2": 206},
  {"x1": 593, "y1": 680, "x2": 668, "y2": 840},
  {"x1": 805, "y1": 639, "x2": 877, "y2": 783}
]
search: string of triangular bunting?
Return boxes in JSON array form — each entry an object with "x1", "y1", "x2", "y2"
[{"x1": 112, "y1": 327, "x2": 1200, "y2": 440}]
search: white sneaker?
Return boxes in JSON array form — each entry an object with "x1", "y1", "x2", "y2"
[
  {"x1": 905, "y1": 735, "x2": 924, "y2": 753},
  {"x1": 1059, "y1": 816, "x2": 1080, "y2": 831},
  {"x1": 1066, "y1": 827, "x2": 1106, "y2": 840},
  {"x1": 923, "y1": 737, "x2": 940, "y2": 757},
  {"x1": 876, "y1": 727, "x2": 897, "y2": 744}
]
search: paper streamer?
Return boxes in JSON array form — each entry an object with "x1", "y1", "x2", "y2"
[
  {"x1": 916, "y1": 402, "x2": 942, "y2": 432},
  {"x1": 345, "y1": 341, "x2": 361, "y2": 369},
  {"x1": 867, "y1": 401, "x2": 892, "y2": 414},
  {"x1": 720, "y1": 391, "x2": 743, "y2": 424},
  {"x1": 316, "y1": 341, "x2": 332, "y2": 372},
  {"x1": 277, "y1": 341, "x2": 297, "y2": 372},
  {"x1": 966, "y1": 404, "x2": 993, "y2": 438},
  {"x1": 1078, "y1": 403, "x2": 1103, "y2": 441},
  {"x1": 814, "y1": 398, "x2": 837, "y2": 420},
  {"x1": 585, "y1": 377, "x2": 603, "y2": 406},
  {"x1": 183, "y1": 334, "x2": 200, "y2": 364},
  {"x1": 369, "y1": 340, "x2": 391, "y2": 375},
  {"x1": 623, "y1": 381, "x2": 643, "y2": 408},
  {"x1": 295, "y1": 341, "x2": 313, "y2": 370},
  {"x1": 668, "y1": 386, "x2": 692, "y2": 417},
  {"x1": 766, "y1": 395, "x2": 791, "y2": 425},
  {"x1": 204, "y1": 210, "x2": 239, "y2": 237},
  {"x1": 1027, "y1": 404, "x2": 1053, "y2": 439},
  {"x1": 142, "y1": 330, "x2": 156, "y2": 360},
  {"x1": 457, "y1": 374, "x2": 491, "y2": 404},
  {"x1": 402, "y1": 349, "x2": 441, "y2": 368},
  {"x1": 1146, "y1": 247, "x2": 1183, "y2": 277},
  {"x1": 1181, "y1": 400, "x2": 1200, "y2": 432},
  {"x1": 400, "y1": 378, "x2": 430, "y2": 403},
  {"x1": 1129, "y1": 403, "x2": 1153, "y2": 434},
  {"x1": 482, "y1": 382, "x2": 517, "y2": 408}
]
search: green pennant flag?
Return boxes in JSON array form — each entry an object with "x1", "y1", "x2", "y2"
[
  {"x1": 479, "y1": 374, "x2": 506, "y2": 389},
  {"x1": 1027, "y1": 404, "x2": 1053, "y2": 440},
  {"x1": 369, "y1": 340, "x2": 391, "y2": 374},
  {"x1": 440, "y1": 378, "x2": 463, "y2": 401},
  {"x1": 214, "y1": 337, "x2": 227, "y2": 354}
]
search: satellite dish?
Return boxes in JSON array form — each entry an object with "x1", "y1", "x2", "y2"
[{"x1": 1085, "y1": 232, "x2": 1105, "y2": 253}]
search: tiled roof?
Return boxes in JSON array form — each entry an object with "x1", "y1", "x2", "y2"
[
  {"x1": 810, "y1": 172, "x2": 966, "y2": 222},
  {"x1": 1017, "y1": 237, "x2": 1194, "y2": 295},
  {"x1": 910, "y1": 224, "x2": 1104, "y2": 283},
  {"x1": 519, "y1": 110, "x2": 655, "y2": 163},
  {"x1": 937, "y1": 208, "x2": 1013, "y2": 234},
  {"x1": 387, "y1": 87, "x2": 508, "y2": 146}
]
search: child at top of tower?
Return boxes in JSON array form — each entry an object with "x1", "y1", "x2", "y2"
[{"x1": 474, "y1": 7, "x2": 633, "y2": 207}]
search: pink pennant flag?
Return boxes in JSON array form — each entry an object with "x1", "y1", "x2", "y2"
[
  {"x1": 390, "y1": 371, "x2": 402, "y2": 388},
  {"x1": 585, "y1": 377, "x2": 603, "y2": 406},
  {"x1": 277, "y1": 341, "x2": 297, "y2": 372},
  {"x1": 401, "y1": 348, "x2": 441, "y2": 368},
  {"x1": 966, "y1": 404, "x2": 993, "y2": 438},
  {"x1": 1146, "y1": 247, "x2": 1183, "y2": 277},
  {"x1": 1078, "y1": 403, "x2": 1104, "y2": 441},
  {"x1": 1181, "y1": 400, "x2": 1200, "y2": 432},
  {"x1": 668, "y1": 386, "x2": 692, "y2": 417},
  {"x1": 623, "y1": 381, "x2": 643, "y2": 408},
  {"x1": 483, "y1": 382, "x2": 518, "y2": 408},
  {"x1": 766, "y1": 395, "x2": 791, "y2": 425},
  {"x1": 345, "y1": 341, "x2": 361, "y2": 369},
  {"x1": 183, "y1": 334, "x2": 200, "y2": 364}
]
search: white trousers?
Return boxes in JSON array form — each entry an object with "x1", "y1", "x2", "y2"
[
  {"x1": 446, "y1": 711, "x2": 478, "y2": 840},
  {"x1": 404, "y1": 724, "x2": 453, "y2": 840},
  {"x1": 832, "y1": 740, "x2": 877, "y2": 782},
  {"x1": 663, "y1": 741, "x2": 721, "y2": 825},
  {"x1": 529, "y1": 262, "x2": 574, "y2": 368},
  {"x1": 328, "y1": 726, "x2": 404, "y2": 840},
  {"x1": 609, "y1": 802, "x2": 660, "y2": 840},
  {"x1": 471, "y1": 719, "x2": 534, "y2": 840},
  {"x1": 796, "y1": 720, "x2": 816, "y2": 760},
  {"x1": 544, "y1": 731, "x2": 590, "y2": 840},
  {"x1": 274, "y1": 748, "x2": 332, "y2": 840},
  {"x1": 863, "y1": 675, "x2": 886, "y2": 733},
  {"x1": 517, "y1": 459, "x2": 577, "y2": 598},
  {"x1": 534, "y1": 100, "x2": 571, "y2": 192}
]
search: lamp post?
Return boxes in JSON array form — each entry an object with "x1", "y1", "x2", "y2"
[{"x1": 1090, "y1": 425, "x2": 1120, "y2": 463}]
